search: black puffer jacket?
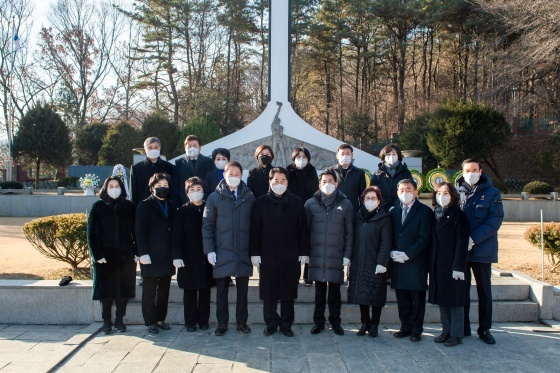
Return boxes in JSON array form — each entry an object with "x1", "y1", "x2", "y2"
[
  {"x1": 347, "y1": 207, "x2": 392, "y2": 306},
  {"x1": 370, "y1": 161, "x2": 412, "y2": 211}
]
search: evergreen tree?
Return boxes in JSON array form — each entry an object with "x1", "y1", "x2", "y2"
[
  {"x1": 140, "y1": 111, "x2": 179, "y2": 158},
  {"x1": 98, "y1": 122, "x2": 141, "y2": 167},
  {"x1": 75, "y1": 122, "x2": 108, "y2": 165}
]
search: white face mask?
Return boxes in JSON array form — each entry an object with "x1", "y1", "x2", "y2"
[
  {"x1": 186, "y1": 146, "x2": 200, "y2": 157},
  {"x1": 215, "y1": 160, "x2": 228, "y2": 170},
  {"x1": 385, "y1": 155, "x2": 398, "y2": 166},
  {"x1": 320, "y1": 183, "x2": 336, "y2": 195},
  {"x1": 226, "y1": 176, "x2": 241, "y2": 188},
  {"x1": 188, "y1": 191, "x2": 204, "y2": 203},
  {"x1": 146, "y1": 149, "x2": 160, "y2": 159},
  {"x1": 398, "y1": 192, "x2": 414, "y2": 205},
  {"x1": 338, "y1": 155, "x2": 352, "y2": 166},
  {"x1": 463, "y1": 172, "x2": 480, "y2": 186},
  {"x1": 270, "y1": 183, "x2": 287, "y2": 195},
  {"x1": 364, "y1": 199, "x2": 378, "y2": 212},
  {"x1": 108, "y1": 188, "x2": 121, "y2": 200},
  {"x1": 295, "y1": 157, "x2": 308, "y2": 169},
  {"x1": 436, "y1": 194, "x2": 451, "y2": 207}
]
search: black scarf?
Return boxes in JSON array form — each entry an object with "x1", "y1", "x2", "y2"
[
  {"x1": 434, "y1": 204, "x2": 447, "y2": 220},
  {"x1": 360, "y1": 207, "x2": 377, "y2": 221},
  {"x1": 268, "y1": 190, "x2": 289, "y2": 218}
]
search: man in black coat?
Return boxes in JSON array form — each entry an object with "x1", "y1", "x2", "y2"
[
  {"x1": 172, "y1": 135, "x2": 215, "y2": 205},
  {"x1": 249, "y1": 167, "x2": 310, "y2": 337},
  {"x1": 131, "y1": 137, "x2": 174, "y2": 205},
  {"x1": 389, "y1": 179, "x2": 433, "y2": 342},
  {"x1": 327, "y1": 144, "x2": 368, "y2": 212}
]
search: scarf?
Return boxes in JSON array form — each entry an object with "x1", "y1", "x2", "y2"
[
  {"x1": 321, "y1": 190, "x2": 337, "y2": 209},
  {"x1": 360, "y1": 207, "x2": 377, "y2": 221},
  {"x1": 457, "y1": 180, "x2": 477, "y2": 208},
  {"x1": 434, "y1": 204, "x2": 447, "y2": 220},
  {"x1": 268, "y1": 190, "x2": 289, "y2": 218}
]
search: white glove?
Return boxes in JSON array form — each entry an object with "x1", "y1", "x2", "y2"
[
  {"x1": 375, "y1": 264, "x2": 387, "y2": 274},
  {"x1": 207, "y1": 252, "x2": 216, "y2": 266},
  {"x1": 173, "y1": 259, "x2": 185, "y2": 268},
  {"x1": 299, "y1": 256, "x2": 309, "y2": 264},
  {"x1": 139, "y1": 254, "x2": 151, "y2": 265},
  {"x1": 391, "y1": 251, "x2": 405, "y2": 263},
  {"x1": 343, "y1": 257, "x2": 350, "y2": 266},
  {"x1": 468, "y1": 237, "x2": 474, "y2": 251},
  {"x1": 400, "y1": 252, "x2": 409, "y2": 262},
  {"x1": 134, "y1": 255, "x2": 139, "y2": 263},
  {"x1": 251, "y1": 256, "x2": 261, "y2": 267},
  {"x1": 452, "y1": 271, "x2": 465, "y2": 280},
  {"x1": 97, "y1": 258, "x2": 107, "y2": 264}
]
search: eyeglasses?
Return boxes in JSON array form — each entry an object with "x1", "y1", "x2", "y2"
[{"x1": 364, "y1": 197, "x2": 378, "y2": 202}]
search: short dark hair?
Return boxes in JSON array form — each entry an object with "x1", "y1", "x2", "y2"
[
  {"x1": 397, "y1": 178, "x2": 417, "y2": 191},
  {"x1": 336, "y1": 144, "x2": 353, "y2": 153},
  {"x1": 360, "y1": 186, "x2": 382, "y2": 204},
  {"x1": 319, "y1": 169, "x2": 337, "y2": 183},
  {"x1": 224, "y1": 161, "x2": 243, "y2": 174},
  {"x1": 185, "y1": 176, "x2": 204, "y2": 192},
  {"x1": 461, "y1": 158, "x2": 482, "y2": 170},
  {"x1": 432, "y1": 182, "x2": 460, "y2": 207},
  {"x1": 148, "y1": 172, "x2": 171, "y2": 189},
  {"x1": 184, "y1": 134, "x2": 201, "y2": 146},
  {"x1": 379, "y1": 144, "x2": 403, "y2": 161},
  {"x1": 212, "y1": 148, "x2": 231, "y2": 161},
  {"x1": 255, "y1": 144, "x2": 274, "y2": 160},
  {"x1": 291, "y1": 147, "x2": 311, "y2": 162},
  {"x1": 269, "y1": 167, "x2": 288, "y2": 180},
  {"x1": 99, "y1": 176, "x2": 127, "y2": 203}
]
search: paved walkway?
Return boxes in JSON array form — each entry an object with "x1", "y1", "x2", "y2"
[{"x1": 2, "y1": 322, "x2": 558, "y2": 373}]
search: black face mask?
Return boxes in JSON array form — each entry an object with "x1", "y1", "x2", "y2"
[
  {"x1": 259, "y1": 154, "x2": 272, "y2": 166},
  {"x1": 154, "y1": 187, "x2": 169, "y2": 199}
]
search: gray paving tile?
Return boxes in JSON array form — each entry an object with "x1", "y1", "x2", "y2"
[
  {"x1": 192, "y1": 363, "x2": 234, "y2": 372},
  {"x1": 14, "y1": 331, "x2": 76, "y2": 342},
  {"x1": 0, "y1": 332, "x2": 23, "y2": 340},
  {"x1": 0, "y1": 361, "x2": 53, "y2": 372},
  {"x1": 78, "y1": 350, "x2": 128, "y2": 373}
]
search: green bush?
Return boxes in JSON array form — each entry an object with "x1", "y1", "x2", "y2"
[
  {"x1": 23, "y1": 214, "x2": 90, "y2": 274},
  {"x1": 56, "y1": 176, "x2": 80, "y2": 188},
  {"x1": 491, "y1": 178, "x2": 508, "y2": 194},
  {"x1": 523, "y1": 180, "x2": 553, "y2": 194},
  {"x1": 0, "y1": 181, "x2": 24, "y2": 189},
  {"x1": 525, "y1": 223, "x2": 560, "y2": 272}
]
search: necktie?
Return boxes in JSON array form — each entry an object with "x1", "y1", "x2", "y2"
[
  {"x1": 402, "y1": 206, "x2": 409, "y2": 224},
  {"x1": 191, "y1": 158, "x2": 197, "y2": 170},
  {"x1": 231, "y1": 190, "x2": 236, "y2": 201}
]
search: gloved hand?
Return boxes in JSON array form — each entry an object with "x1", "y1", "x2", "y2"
[
  {"x1": 400, "y1": 252, "x2": 409, "y2": 262},
  {"x1": 391, "y1": 251, "x2": 405, "y2": 263},
  {"x1": 299, "y1": 256, "x2": 309, "y2": 264},
  {"x1": 452, "y1": 271, "x2": 465, "y2": 280},
  {"x1": 97, "y1": 258, "x2": 107, "y2": 264},
  {"x1": 134, "y1": 255, "x2": 139, "y2": 263},
  {"x1": 468, "y1": 237, "x2": 474, "y2": 251},
  {"x1": 343, "y1": 257, "x2": 350, "y2": 266},
  {"x1": 251, "y1": 256, "x2": 261, "y2": 267},
  {"x1": 375, "y1": 264, "x2": 387, "y2": 274},
  {"x1": 139, "y1": 254, "x2": 151, "y2": 265},
  {"x1": 173, "y1": 259, "x2": 185, "y2": 268},
  {"x1": 207, "y1": 252, "x2": 216, "y2": 266}
]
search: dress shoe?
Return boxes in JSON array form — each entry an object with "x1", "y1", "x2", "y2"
[
  {"x1": 237, "y1": 323, "x2": 251, "y2": 333},
  {"x1": 186, "y1": 324, "x2": 196, "y2": 332},
  {"x1": 369, "y1": 325, "x2": 379, "y2": 338},
  {"x1": 410, "y1": 334, "x2": 422, "y2": 342},
  {"x1": 310, "y1": 324, "x2": 325, "y2": 334},
  {"x1": 281, "y1": 329, "x2": 294, "y2": 337},
  {"x1": 102, "y1": 320, "x2": 112, "y2": 334},
  {"x1": 434, "y1": 333, "x2": 450, "y2": 343},
  {"x1": 479, "y1": 330, "x2": 496, "y2": 345},
  {"x1": 199, "y1": 323, "x2": 209, "y2": 330},
  {"x1": 444, "y1": 336, "x2": 462, "y2": 347},
  {"x1": 263, "y1": 326, "x2": 277, "y2": 336},
  {"x1": 393, "y1": 330, "x2": 411, "y2": 338},
  {"x1": 114, "y1": 317, "x2": 126, "y2": 332},
  {"x1": 356, "y1": 323, "x2": 370, "y2": 336},
  {"x1": 147, "y1": 324, "x2": 159, "y2": 334},
  {"x1": 215, "y1": 325, "x2": 228, "y2": 336},
  {"x1": 156, "y1": 321, "x2": 171, "y2": 330},
  {"x1": 332, "y1": 325, "x2": 344, "y2": 336}
]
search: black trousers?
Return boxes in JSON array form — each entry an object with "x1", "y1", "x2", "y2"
[
  {"x1": 183, "y1": 288, "x2": 211, "y2": 326},
  {"x1": 464, "y1": 262, "x2": 493, "y2": 333},
  {"x1": 303, "y1": 263, "x2": 310, "y2": 282},
  {"x1": 141, "y1": 276, "x2": 171, "y2": 326},
  {"x1": 215, "y1": 276, "x2": 249, "y2": 326},
  {"x1": 395, "y1": 289, "x2": 426, "y2": 335},
  {"x1": 359, "y1": 305, "x2": 382, "y2": 325},
  {"x1": 101, "y1": 298, "x2": 128, "y2": 321},
  {"x1": 313, "y1": 281, "x2": 341, "y2": 326},
  {"x1": 263, "y1": 299, "x2": 295, "y2": 330}
]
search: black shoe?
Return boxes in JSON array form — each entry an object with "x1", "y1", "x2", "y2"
[
  {"x1": 369, "y1": 325, "x2": 379, "y2": 338},
  {"x1": 410, "y1": 334, "x2": 422, "y2": 342},
  {"x1": 102, "y1": 320, "x2": 112, "y2": 334},
  {"x1": 464, "y1": 329, "x2": 471, "y2": 337},
  {"x1": 434, "y1": 333, "x2": 450, "y2": 343},
  {"x1": 310, "y1": 324, "x2": 325, "y2": 334},
  {"x1": 479, "y1": 330, "x2": 496, "y2": 345},
  {"x1": 393, "y1": 330, "x2": 411, "y2": 338},
  {"x1": 199, "y1": 323, "x2": 209, "y2": 330},
  {"x1": 445, "y1": 336, "x2": 462, "y2": 347},
  {"x1": 186, "y1": 324, "x2": 196, "y2": 332},
  {"x1": 147, "y1": 324, "x2": 159, "y2": 334},
  {"x1": 356, "y1": 324, "x2": 370, "y2": 336},
  {"x1": 332, "y1": 325, "x2": 344, "y2": 336},
  {"x1": 156, "y1": 321, "x2": 171, "y2": 330},
  {"x1": 281, "y1": 329, "x2": 294, "y2": 337},
  {"x1": 114, "y1": 317, "x2": 126, "y2": 332},
  {"x1": 215, "y1": 325, "x2": 228, "y2": 336},
  {"x1": 237, "y1": 324, "x2": 251, "y2": 334},
  {"x1": 263, "y1": 326, "x2": 277, "y2": 336}
]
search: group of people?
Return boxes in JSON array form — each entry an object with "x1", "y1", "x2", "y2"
[{"x1": 87, "y1": 136, "x2": 504, "y2": 348}]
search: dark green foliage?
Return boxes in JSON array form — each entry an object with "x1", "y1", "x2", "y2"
[
  {"x1": 75, "y1": 123, "x2": 108, "y2": 165},
  {"x1": 178, "y1": 116, "x2": 222, "y2": 153},
  {"x1": 56, "y1": 176, "x2": 80, "y2": 188},
  {"x1": 490, "y1": 178, "x2": 508, "y2": 194},
  {"x1": 141, "y1": 112, "x2": 180, "y2": 158},
  {"x1": 523, "y1": 181, "x2": 553, "y2": 194},
  {"x1": 0, "y1": 181, "x2": 24, "y2": 189},
  {"x1": 98, "y1": 122, "x2": 141, "y2": 167},
  {"x1": 400, "y1": 112, "x2": 438, "y2": 172}
]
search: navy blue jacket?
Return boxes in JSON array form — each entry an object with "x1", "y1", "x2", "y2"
[{"x1": 456, "y1": 174, "x2": 504, "y2": 263}]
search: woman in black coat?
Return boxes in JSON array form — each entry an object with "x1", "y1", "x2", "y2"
[
  {"x1": 135, "y1": 172, "x2": 176, "y2": 334},
  {"x1": 370, "y1": 144, "x2": 413, "y2": 210},
  {"x1": 88, "y1": 176, "x2": 137, "y2": 334},
  {"x1": 247, "y1": 144, "x2": 274, "y2": 197},
  {"x1": 347, "y1": 186, "x2": 392, "y2": 338},
  {"x1": 429, "y1": 182, "x2": 469, "y2": 347},
  {"x1": 172, "y1": 177, "x2": 215, "y2": 332}
]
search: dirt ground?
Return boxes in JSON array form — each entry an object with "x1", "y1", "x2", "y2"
[{"x1": 0, "y1": 217, "x2": 559, "y2": 285}]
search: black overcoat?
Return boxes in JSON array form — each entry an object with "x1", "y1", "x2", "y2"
[
  {"x1": 249, "y1": 192, "x2": 310, "y2": 301},
  {"x1": 347, "y1": 208, "x2": 392, "y2": 307},
  {"x1": 389, "y1": 200, "x2": 434, "y2": 291},
  {"x1": 88, "y1": 199, "x2": 137, "y2": 300},
  {"x1": 247, "y1": 164, "x2": 274, "y2": 197},
  {"x1": 135, "y1": 195, "x2": 177, "y2": 278},
  {"x1": 130, "y1": 157, "x2": 174, "y2": 205},
  {"x1": 428, "y1": 206, "x2": 470, "y2": 307},
  {"x1": 172, "y1": 154, "x2": 215, "y2": 204},
  {"x1": 171, "y1": 202, "x2": 215, "y2": 289},
  {"x1": 286, "y1": 163, "x2": 319, "y2": 202},
  {"x1": 370, "y1": 162, "x2": 413, "y2": 211}
]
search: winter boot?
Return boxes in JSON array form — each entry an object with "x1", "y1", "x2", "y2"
[{"x1": 369, "y1": 325, "x2": 379, "y2": 338}]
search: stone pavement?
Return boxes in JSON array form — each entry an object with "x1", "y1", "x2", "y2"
[{"x1": 2, "y1": 322, "x2": 556, "y2": 373}]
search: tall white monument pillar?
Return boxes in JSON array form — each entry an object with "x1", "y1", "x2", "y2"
[{"x1": 268, "y1": 0, "x2": 290, "y2": 103}]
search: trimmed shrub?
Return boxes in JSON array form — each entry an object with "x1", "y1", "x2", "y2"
[
  {"x1": 523, "y1": 181, "x2": 553, "y2": 194},
  {"x1": 23, "y1": 214, "x2": 90, "y2": 274},
  {"x1": 490, "y1": 178, "x2": 508, "y2": 194},
  {"x1": 56, "y1": 176, "x2": 80, "y2": 188},
  {"x1": 525, "y1": 223, "x2": 560, "y2": 272},
  {"x1": 0, "y1": 181, "x2": 24, "y2": 189}
]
